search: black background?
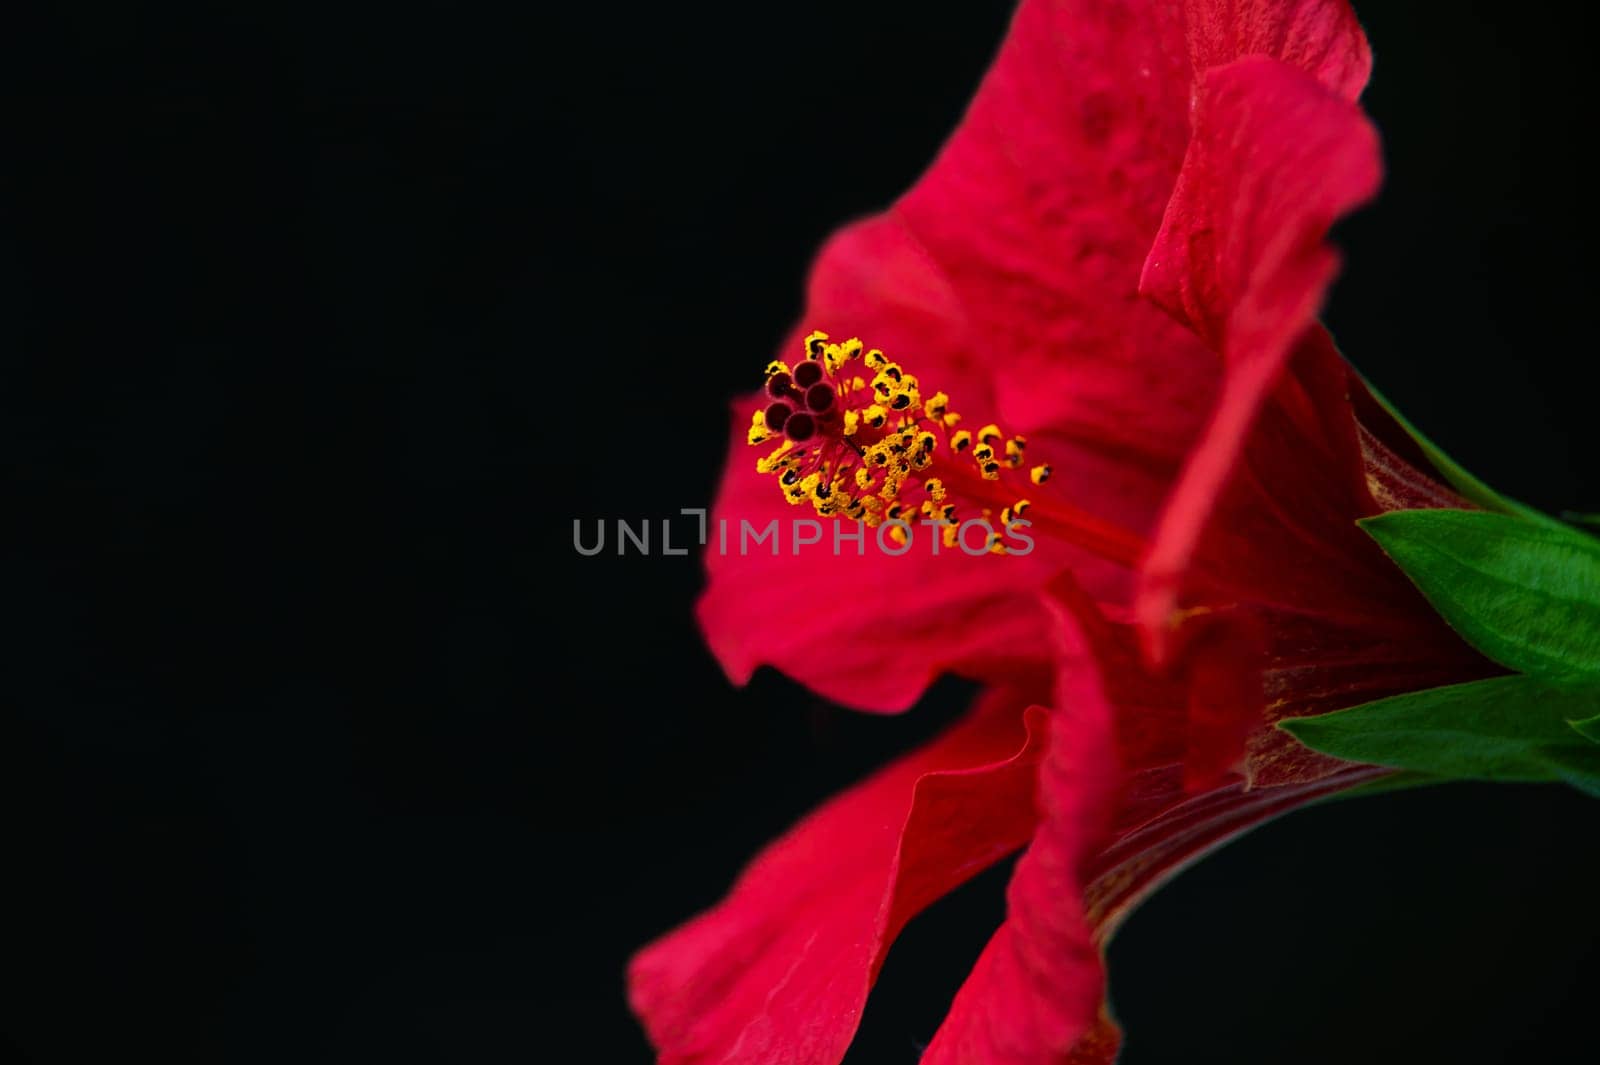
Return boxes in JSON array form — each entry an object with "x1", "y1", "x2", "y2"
[{"x1": 4, "y1": 1, "x2": 1597, "y2": 1062}]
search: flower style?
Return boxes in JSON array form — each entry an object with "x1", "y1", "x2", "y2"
[{"x1": 631, "y1": 1, "x2": 1498, "y2": 1062}]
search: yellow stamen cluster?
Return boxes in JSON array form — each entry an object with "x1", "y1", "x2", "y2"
[{"x1": 749, "y1": 332, "x2": 1045, "y2": 534}]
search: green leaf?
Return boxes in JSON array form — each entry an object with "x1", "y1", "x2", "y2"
[
  {"x1": 1281, "y1": 675, "x2": 1600, "y2": 795},
  {"x1": 1571, "y1": 712, "x2": 1600, "y2": 745},
  {"x1": 1360, "y1": 508, "x2": 1600, "y2": 683}
]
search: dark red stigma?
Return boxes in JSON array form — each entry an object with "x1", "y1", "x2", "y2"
[
  {"x1": 805, "y1": 383, "x2": 836, "y2": 412},
  {"x1": 783, "y1": 411, "x2": 817, "y2": 443},
  {"x1": 792, "y1": 361, "x2": 825, "y2": 389},
  {"x1": 763, "y1": 403, "x2": 792, "y2": 432}
]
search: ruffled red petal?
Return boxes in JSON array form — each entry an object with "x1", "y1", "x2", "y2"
[
  {"x1": 921, "y1": 588, "x2": 1123, "y2": 1064},
  {"x1": 926, "y1": 577, "x2": 1391, "y2": 1063},
  {"x1": 1182, "y1": 0, "x2": 1372, "y2": 101},
  {"x1": 628, "y1": 688, "x2": 1049, "y2": 1065},
  {"x1": 1136, "y1": 56, "x2": 1383, "y2": 655},
  {"x1": 890, "y1": 0, "x2": 1204, "y2": 462},
  {"x1": 1138, "y1": 332, "x2": 1496, "y2": 783}
]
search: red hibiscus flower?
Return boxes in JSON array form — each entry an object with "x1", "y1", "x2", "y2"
[{"x1": 630, "y1": 1, "x2": 1494, "y2": 1061}]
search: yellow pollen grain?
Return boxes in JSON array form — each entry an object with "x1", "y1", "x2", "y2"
[{"x1": 756, "y1": 440, "x2": 794, "y2": 474}]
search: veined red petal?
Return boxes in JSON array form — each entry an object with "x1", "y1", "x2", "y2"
[
  {"x1": 926, "y1": 578, "x2": 1389, "y2": 1064},
  {"x1": 1137, "y1": 56, "x2": 1383, "y2": 655},
  {"x1": 922, "y1": 378, "x2": 1490, "y2": 1065},
  {"x1": 922, "y1": 589, "x2": 1123, "y2": 1064},
  {"x1": 891, "y1": 0, "x2": 1203, "y2": 464},
  {"x1": 1130, "y1": 332, "x2": 1494, "y2": 784},
  {"x1": 1182, "y1": 0, "x2": 1372, "y2": 101},
  {"x1": 628, "y1": 688, "x2": 1049, "y2": 1065},
  {"x1": 890, "y1": 0, "x2": 1372, "y2": 461}
]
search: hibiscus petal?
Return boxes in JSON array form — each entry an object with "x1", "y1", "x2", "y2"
[
  {"x1": 1129, "y1": 331, "x2": 1495, "y2": 784},
  {"x1": 1136, "y1": 56, "x2": 1382, "y2": 652},
  {"x1": 921, "y1": 589, "x2": 1123, "y2": 1065},
  {"x1": 628, "y1": 688, "x2": 1050, "y2": 1065},
  {"x1": 892, "y1": 0, "x2": 1372, "y2": 460},
  {"x1": 926, "y1": 579, "x2": 1386, "y2": 1064},
  {"x1": 892, "y1": 0, "x2": 1204, "y2": 465},
  {"x1": 1182, "y1": 0, "x2": 1372, "y2": 101}
]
